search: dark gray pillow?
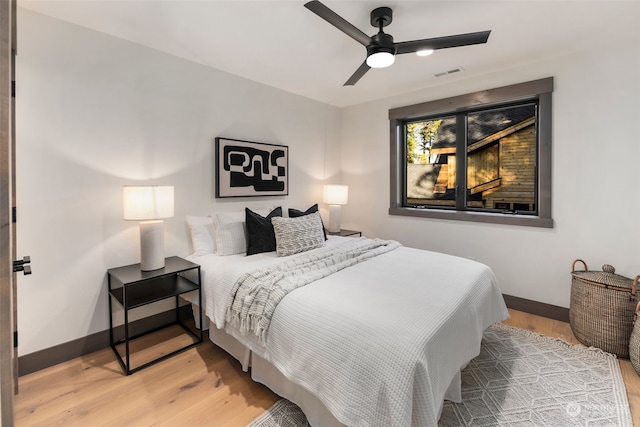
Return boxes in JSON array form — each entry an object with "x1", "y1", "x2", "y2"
[
  {"x1": 288, "y1": 204, "x2": 327, "y2": 240},
  {"x1": 245, "y1": 207, "x2": 282, "y2": 255}
]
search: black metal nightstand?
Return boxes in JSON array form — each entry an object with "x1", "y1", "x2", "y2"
[
  {"x1": 327, "y1": 229, "x2": 362, "y2": 237},
  {"x1": 107, "y1": 256, "x2": 203, "y2": 375}
]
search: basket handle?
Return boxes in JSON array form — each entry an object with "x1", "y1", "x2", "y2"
[
  {"x1": 572, "y1": 259, "x2": 588, "y2": 272},
  {"x1": 633, "y1": 275, "x2": 639, "y2": 297}
]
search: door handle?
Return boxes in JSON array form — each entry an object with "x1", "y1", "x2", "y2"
[{"x1": 13, "y1": 256, "x2": 32, "y2": 275}]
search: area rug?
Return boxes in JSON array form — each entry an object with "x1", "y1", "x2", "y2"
[{"x1": 247, "y1": 323, "x2": 633, "y2": 427}]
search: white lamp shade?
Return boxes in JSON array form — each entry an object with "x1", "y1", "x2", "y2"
[
  {"x1": 323, "y1": 185, "x2": 349, "y2": 205},
  {"x1": 123, "y1": 186, "x2": 174, "y2": 220}
]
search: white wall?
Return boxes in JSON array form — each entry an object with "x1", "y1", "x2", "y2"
[
  {"x1": 15, "y1": 9, "x2": 341, "y2": 356},
  {"x1": 340, "y1": 38, "x2": 640, "y2": 308}
]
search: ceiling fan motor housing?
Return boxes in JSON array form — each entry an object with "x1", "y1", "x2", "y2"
[
  {"x1": 368, "y1": 32, "x2": 396, "y2": 56},
  {"x1": 368, "y1": 7, "x2": 395, "y2": 57}
]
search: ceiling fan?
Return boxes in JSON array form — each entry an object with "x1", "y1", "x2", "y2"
[{"x1": 304, "y1": 1, "x2": 491, "y2": 86}]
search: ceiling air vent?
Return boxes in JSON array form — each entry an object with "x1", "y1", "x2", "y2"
[{"x1": 434, "y1": 66, "x2": 464, "y2": 77}]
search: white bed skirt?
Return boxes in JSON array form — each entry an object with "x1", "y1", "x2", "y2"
[{"x1": 202, "y1": 309, "x2": 461, "y2": 427}]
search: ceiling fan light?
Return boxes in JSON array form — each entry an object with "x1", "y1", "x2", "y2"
[
  {"x1": 366, "y1": 51, "x2": 395, "y2": 68},
  {"x1": 416, "y1": 49, "x2": 434, "y2": 57}
]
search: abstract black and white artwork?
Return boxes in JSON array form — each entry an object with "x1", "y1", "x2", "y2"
[{"x1": 215, "y1": 137, "x2": 289, "y2": 198}]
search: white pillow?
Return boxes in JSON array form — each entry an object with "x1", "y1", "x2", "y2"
[
  {"x1": 210, "y1": 211, "x2": 247, "y2": 256},
  {"x1": 209, "y1": 208, "x2": 273, "y2": 256},
  {"x1": 271, "y1": 212, "x2": 325, "y2": 257},
  {"x1": 186, "y1": 216, "x2": 215, "y2": 256}
]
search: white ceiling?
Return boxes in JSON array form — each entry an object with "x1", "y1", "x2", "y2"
[{"x1": 18, "y1": 0, "x2": 640, "y2": 107}]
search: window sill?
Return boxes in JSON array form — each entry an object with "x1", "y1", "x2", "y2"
[{"x1": 389, "y1": 207, "x2": 554, "y2": 228}]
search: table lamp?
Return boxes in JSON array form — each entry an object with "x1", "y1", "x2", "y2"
[
  {"x1": 123, "y1": 185, "x2": 174, "y2": 271},
  {"x1": 323, "y1": 185, "x2": 348, "y2": 233}
]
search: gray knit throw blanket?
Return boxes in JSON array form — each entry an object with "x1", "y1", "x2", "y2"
[{"x1": 225, "y1": 238, "x2": 401, "y2": 344}]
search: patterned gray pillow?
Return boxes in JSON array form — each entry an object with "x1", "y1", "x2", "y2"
[{"x1": 271, "y1": 212, "x2": 325, "y2": 257}]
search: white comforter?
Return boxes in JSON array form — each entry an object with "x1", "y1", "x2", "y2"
[{"x1": 191, "y1": 237, "x2": 508, "y2": 426}]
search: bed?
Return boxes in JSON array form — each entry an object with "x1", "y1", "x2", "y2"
[{"x1": 183, "y1": 210, "x2": 509, "y2": 426}]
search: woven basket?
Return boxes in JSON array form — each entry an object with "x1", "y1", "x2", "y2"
[
  {"x1": 569, "y1": 259, "x2": 639, "y2": 358},
  {"x1": 630, "y1": 302, "x2": 640, "y2": 374}
]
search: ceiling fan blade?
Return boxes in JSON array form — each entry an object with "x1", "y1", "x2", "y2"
[
  {"x1": 395, "y1": 30, "x2": 491, "y2": 55},
  {"x1": 344, "y1": 61, "x2": 371, "y2": 86},
  {"x1": 304, "y1": 1, "x2": 371, "y2": 47}
]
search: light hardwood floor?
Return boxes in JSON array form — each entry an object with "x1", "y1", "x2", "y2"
[{"x1": 14, "y1": 309, "x2": 640, "y2": 426}]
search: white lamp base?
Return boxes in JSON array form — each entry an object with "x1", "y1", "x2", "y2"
[
  {"x1": 139, "y1": 220, "x2": 165, "y2": 271},
  {"x1": 327, "y1": 204, "x2": 341, "y2": 233}
]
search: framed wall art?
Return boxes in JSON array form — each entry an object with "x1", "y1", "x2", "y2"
[{"x1": 215, "y1": 137, "x2": 289, "y2": 198}]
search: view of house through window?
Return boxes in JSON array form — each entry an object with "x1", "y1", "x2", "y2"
[
  {"x1": 404, "y1": 103, "x2": 538, "y2": 214},
  {"x1": 390, "y1": 77, "x2": 553, "y2": 228}
]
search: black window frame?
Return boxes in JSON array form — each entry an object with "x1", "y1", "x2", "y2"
[{"x1": 389, "y1": 78, "x2": 553, "y2": 228}]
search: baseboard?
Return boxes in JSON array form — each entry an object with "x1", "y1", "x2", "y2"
[
  {"x1": 18, "y1": 305, "x2": 193, "y2": 376},
  {"x1": 503, "y1": 294, "x2": 569, "y2": 323},
  {"x1": 19, "y1": 295, "x2": 568, "y2": 376}
]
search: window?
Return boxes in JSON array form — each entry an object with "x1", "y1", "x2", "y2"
[{"x1": 389, "y1": 78, "x2": 553, "y2": 228}]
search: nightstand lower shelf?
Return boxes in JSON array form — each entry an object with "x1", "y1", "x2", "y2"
[{"x1": 111, "y1": 318, "x2": 201, "y2": 375}]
